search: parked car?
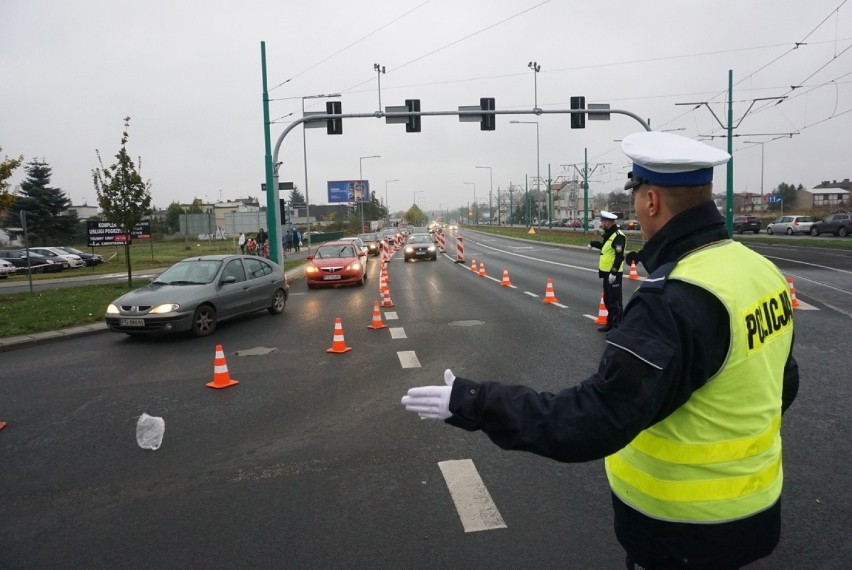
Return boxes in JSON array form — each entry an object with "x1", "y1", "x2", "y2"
[
  {"x1": 810, "y1": 212, "x2": 851, "y2": 237},
  {"x1": 305, "y1": 242, "x2": 367, "y2": 288},
  {"x1": 765, "y1": 215, "x2": 815, "y2": 235},
  {"x1": 732, "y1": 215, "x2": 761, "y2": 234},
  {"x1": 624, "y1": 219, "x2": 641, "y2": 231},
  {"x1": 404, "y1": 234, "x2": 438, "y2": 262},
  {"x1": 104, "y1": 254, "x2": 288, "y2": 337},
  {"x1": 28, "y1": 246, "x2": 85, "y2": 268},
  {"x1": 357, "y1": 232, "x2": 381, "y2": 256},
  {"x1": 0, "y1": 258, "x2": 16, "y2": 278},
  {"x1": 55, "y1": 246, "x2": 104, "y2": 266},
  {"x1": 0, "y1": 250, "x2": 63, "y2": 273}
]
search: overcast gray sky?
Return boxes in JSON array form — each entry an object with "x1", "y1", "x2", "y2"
[{"x1": 2, "y1": 0, "x2": 851, "y2": 216}]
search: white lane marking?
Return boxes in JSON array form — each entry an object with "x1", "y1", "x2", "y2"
[
  {"x1": 438, "y1": 459, "x2": 507, "y2": 533},
  {"x1": 397, "y1": 351, "x2": 421, "y2": 368},
  {"x1": 552, "y1": 302, "x2": 568, "y2": 309},
  {"x1": 583, "y1": 314, "x2": 598, "y2": 321},
  {"x1": 384, "y1": 311, "x2": 399, "y2": 320},
  {"x1": 467, "y1": 238, "x2": 597, "y2": 273},
  {"x1": 524, "y1": 291, "x2": 539, "y2": 298},
  {"x1": 389, "y1": 327, "x2": 407, "y2": 339},
  {"x1": 794, "y1": 300, "x2": 818, "y2": 311}
]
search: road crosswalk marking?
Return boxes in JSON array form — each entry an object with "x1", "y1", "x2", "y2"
[{"x1": 397, "y1": 351, "x2": 421, "y2": 368}]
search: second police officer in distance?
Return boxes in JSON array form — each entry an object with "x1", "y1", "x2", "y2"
[{"x1": 589, "y1": 210, "x2": 626, "y2": 332}]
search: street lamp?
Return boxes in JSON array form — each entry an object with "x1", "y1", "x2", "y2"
[
  {"x1": 359, "y1": 155, "x2": 381, "y2": 232},
  {"x1": 385, "y1": 179, "x2": 399, "y2": 224},
  {"x1": 475, "y1": 166, "x2": 493, "y2": 226},
  {"x1": 510, "y1": 120, "x2": 542, "y2": 226},
  {"x1": 463, "y1": 182, "x2": 476, "y2": 224},
  {"x1": 302, "y1": 93, "x2": 341, "y2": 252},
  {"x1": 744, "y1": 141, "x2": 767, "y2": 210},
  {"x1": 373, "y1": 63, "x2": 386, "y2": 111},
  {"x1": 528, "y1": 61, "x2": 541, "y2": 113}
]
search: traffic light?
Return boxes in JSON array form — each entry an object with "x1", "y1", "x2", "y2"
[
  {"x1": 326, "y1": 101, "x2": 342, "y2": 135},
  {"x1": 570, "y1": 96, "x2": 586, "y2": 129},
  {"x1": 405, "y1": 99, "x2": 421, "y2": 133},
  {"x1": 480, "y1": 97, "x2": 495, "y2": 131}
]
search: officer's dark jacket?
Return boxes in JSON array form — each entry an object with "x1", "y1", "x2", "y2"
[{"x1": 447, "y1": 201, "x2": 800, "y2": 568}]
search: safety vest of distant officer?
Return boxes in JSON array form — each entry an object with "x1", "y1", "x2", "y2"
[
  {"x1": 605, "y1": 240, "x2": 794, "y2": 523},
  {"x1": 598, "y1": 227, "x2": 626, "y2": 273}
]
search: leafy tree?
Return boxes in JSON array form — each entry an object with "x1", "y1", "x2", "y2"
[
  {"x1": 6, "y1": 159, "x2": 79, "y2": 245},
  {"x1": 92, "y1": 117, "x2": 152, "y2": 285},
  {"x1": 403, "y1": 204, "x2": 427, "y2": 226},
  {"x1": 768, "y1": 182, "x2": 801, "y2": 211},
  {"x1": 187, "y1": 198, "x2": 205, "y2": 214},
  {"x1": 361, "y1": 193, "x2": 388, "y2": 222},
  {"x1": 165, "y1": 201, "x2": 185, "y2": 233},
  {"x1": 1, "y1": 146, "x2": 25, "y2": 212},
  {"x1": 290, "y1": 186, "x2": 306, "y2": 206}
]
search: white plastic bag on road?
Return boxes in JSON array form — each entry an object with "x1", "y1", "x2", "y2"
[{"x1": 136, "y1": 413, "x2": 165, "y2": 450}]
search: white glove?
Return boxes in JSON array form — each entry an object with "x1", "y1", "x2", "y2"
[
  {"x1": 608, "y1": 273, "x2": 617, "y2": 285},
  {"x1": 587, "y1": 244, "x2": 593, "y2": 251},
  {"x1": 401, "y1": 369, "x2": 456, "y2": 420}
]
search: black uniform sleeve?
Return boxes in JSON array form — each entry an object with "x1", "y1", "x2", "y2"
[
  {"x1": 782, "y1": 337, "x2": 799, "y2": 413},
  {"x1": 446, "y1": 282, "x2": 731, "y2": 463},
  {"x1": 589, "y1": 240, "x2": 603, "y2": 250},
  {"x1": 611, "y1": 233, "x2": 626, "y2": 273}
]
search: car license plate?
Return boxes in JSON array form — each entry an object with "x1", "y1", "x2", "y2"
[
  {"x1": 120, "y1": 318, "x2": 146, "y2": 327},
  {"x1": 324, "y1": 275, "x2": 342, "y2": 280}
]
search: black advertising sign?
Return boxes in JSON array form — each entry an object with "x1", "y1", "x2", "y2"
[{"x1": 87, "y1": 221, "x2": 151, "y2": 247}]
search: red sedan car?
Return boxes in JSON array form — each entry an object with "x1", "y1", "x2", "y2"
[{"x1": 305, "y1": 242, "x2": 367, "y2": 288}]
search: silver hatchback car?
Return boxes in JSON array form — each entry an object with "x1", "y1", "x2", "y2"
[{"x1": 765, "y1": 215, "x2": 815, "y2": 235}]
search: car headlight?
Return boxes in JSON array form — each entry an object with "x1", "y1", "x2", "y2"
[
  {"x1": 149, "y1": 303, "x2": 180, "y2": 314},
  {"x1": 106, "y1": 303, "x2": 119, "y2": 314},
  {"x1": 428, "y1": 246, "x2": 436, "y2": 252},
  {"x1": 347, "y1": 262, "x2": 362, "y2": 271},
  {"x1": 306, "y1": 265, "x2": 319, "y2": 274},
  {"x1": 405, "y1": 247, "x2": 414, "y2": 253}
]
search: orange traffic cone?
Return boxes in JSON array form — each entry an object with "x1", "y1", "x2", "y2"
[
  {"x1": 478, "y1": 262, "x2": 486, "y2": 277},
  {"x1": 379, "y1": 271, "x2": 389, "y2": 292},
  {"x1": 381, "y1": 288, "x2": 395, "y2": 308},
  {"x1": 367, "y1": 301, "x2": 387, "y2": 330},
  {"x1": 206, "y1": 344, "x2": 239, "y2": 389},
  {"x1": 543, "y1": 279, "x2": 559, "y2": 304},
  {"x1": 628, "y1": 260, "x2": 640, "y2": 280},
  {"x1": 381, "y1": 263, "x2": 390, "y2": 283},
  {"x1": 470, "y1": 257, "x2": 477, "y2": 272},
  {"x1": 0, "y1": 421, "x2": 6, "y2": 431},
  {"x1": 500, "y1": 267, "x2": 513, "y2": 287},
  {"x1": 326, "y1": 317, "x2": 353, "y2": 353},
  {"x1": 787, "y1": 276, "x2": 800, "y2": 308},
  {"x1": 595, "y1": 293, "x2": 609, "y2": 325}
]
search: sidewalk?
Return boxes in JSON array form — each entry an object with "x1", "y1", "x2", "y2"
[{"x1": 0, "y1": 250, "x2": 310, "y2": 352}]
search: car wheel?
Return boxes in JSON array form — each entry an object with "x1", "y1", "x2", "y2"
[
  {"x1": 766, "y1": 227, "x2": 774, "y2": 235},
  {"x1": 736, "y1": 227, "x2": 744, "y2": 234},
  {"x1": 268, "y1": 289, "x2": 286, "y2": 314},
  {"x1": 786, "y1": 228, "x2": 793, "y2": 235},
  {"x1": 811, "y1": 227, "x2": 820, "y2": 236},
  {"x1": 431, "y1": 254, "x2": 437, "y2": 261},
  {"x1": 191, "y1": 305, "x2": 217, "y2": 337},
  {"x1": 839, "y1": 227, "x2": 848, "y2": 237}
]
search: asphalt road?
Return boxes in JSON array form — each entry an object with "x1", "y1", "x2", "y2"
[{"x1": 1, "y1": 230, "x2": 850, "y2": 568}]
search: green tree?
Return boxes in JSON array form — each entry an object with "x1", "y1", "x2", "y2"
[
  {"x1": 92, "y1": 117, "x2": 152, "y2": 285},
  {"x1": 290, "y1": 186, "x2": 306, "y2": 205},
  {"x1": 187, "y1": 198, "x2": 204, "y2": 214},
  {"x1": 768, "y1": 182, "x2": 801, "y2": 211},
  {"x1": 6, "y1": 159, "x2": 79, "y2": 245},
  {"x1": 165, "y1": 201, "x2": 185, "y2": 233},
  {"x1": 403, "y1": 205, "x2": 427, "y2": 226},
  {"x1": 1, "y1": 146, "x2": 25, "y2": 212},
  {"x1": 362, "y1": 193, "x2": 388, "y2": 222}
]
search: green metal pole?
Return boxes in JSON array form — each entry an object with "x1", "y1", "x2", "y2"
[
  {"x1": 260, "y1": 41, "x2": 280, "y2": 263},
  {"x1": 525, "y1": 175, "x2": 530, "y2": 226},
  {"x1": 726, "y1": 69, "x2": 734, "y2": 237},
  {"x1": 583, "y1": 148, "x2": 589, "y2": 231},
  {"x1": 547, "y1": 164, "x2": 553, "y2": 230}
]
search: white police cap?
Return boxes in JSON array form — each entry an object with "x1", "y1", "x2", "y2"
[
  {"x1": 622, "y1": 131, "x2": 730, "y2": 188},
  {"x1": 600, "y1": 210, "x2": 619, "y2": 220}
]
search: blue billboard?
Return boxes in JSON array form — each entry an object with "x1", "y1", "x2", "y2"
[{"x1": 327, "y1": 180, "x2": 370, "y2": 203}]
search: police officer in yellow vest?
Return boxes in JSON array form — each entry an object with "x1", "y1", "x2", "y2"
[
  {"x1": 401, "y1": 131, "x2": 799, "y2": 569},
  {"x1": 589, "y1": 211, "x2": 626, "y2": 332}
]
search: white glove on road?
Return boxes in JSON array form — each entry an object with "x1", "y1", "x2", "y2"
[
  {"x1": 401, "y1": 369, "x2": 456, "y2": 420},
  {"x1": 608, "y1": 273, "x2": 617, "y2": 285}
]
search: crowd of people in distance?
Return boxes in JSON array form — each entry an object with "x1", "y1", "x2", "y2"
[{"x1": 238, "y1": 227, "x2": 303, "y2": 259}]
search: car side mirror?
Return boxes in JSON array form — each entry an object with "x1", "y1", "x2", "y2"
[{"x1": 221, "y1": 275, "x2": 237, "y2": 285}]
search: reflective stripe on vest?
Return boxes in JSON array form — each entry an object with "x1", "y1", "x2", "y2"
[
  {"x1": 605, "y1": 240, "x2": 793, "y2": 523},
  {"x1": 598, "y1": 229, "x2": 625, "y2": 272}
]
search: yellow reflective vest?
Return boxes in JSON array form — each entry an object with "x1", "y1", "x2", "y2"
[
  {"x1": 598, "y1": 229, "x2": 625, "y2": 273},
  {"x1": 605, "y1": 240, "x2": 794, "y2": 523}
]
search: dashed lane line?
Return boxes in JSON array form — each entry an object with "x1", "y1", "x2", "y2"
[
  {"x1": 397, "y1": 351, "x2": 421, "y2": 368},
  {"x1": 384, "y1": 311, "x2": 399, "y2": 320},
  {"x1": 389, "y1": 327, "x2": 407, "y2": 339},
  {"x1": 438, "y1": 459, "x2": 507, "y2": 533}
]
